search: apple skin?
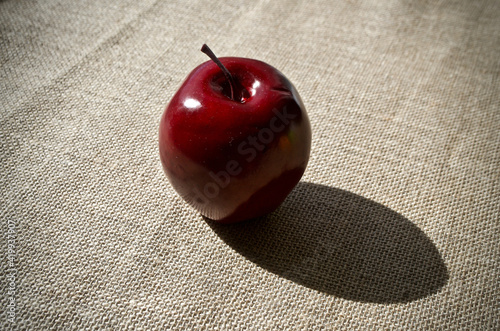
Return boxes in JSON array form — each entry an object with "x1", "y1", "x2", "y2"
[{"x1": 159, "y1": 57, "x2": 311, "y2": 223}]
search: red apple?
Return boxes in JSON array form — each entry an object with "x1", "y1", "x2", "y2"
[{"x1": 159, "y1": 45, "x2": 311, "y2": 223}]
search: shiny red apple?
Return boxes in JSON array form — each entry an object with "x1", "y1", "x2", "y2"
[{"x1": 159, "y1": 45, "x2": 311, "y2": 223}]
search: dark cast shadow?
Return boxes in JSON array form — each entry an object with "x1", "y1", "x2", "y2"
[{"x1": 206, "y1": 182, "x2": 448, "y2": 304}]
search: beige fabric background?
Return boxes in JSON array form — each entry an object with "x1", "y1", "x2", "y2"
[{"x1": 1, "y1": 0, "x2": 499, "y2": 329}]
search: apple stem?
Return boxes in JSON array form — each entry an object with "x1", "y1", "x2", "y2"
[{"x1": 201, "y1": 44, "x2": 237, "y2": 101}]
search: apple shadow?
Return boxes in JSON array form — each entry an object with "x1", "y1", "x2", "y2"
[{"x1": 206, "y1": 182, "x2": 448, "y2": 304}]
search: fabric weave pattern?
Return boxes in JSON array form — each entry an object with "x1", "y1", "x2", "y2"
[{"x1": 1, "y1": 0, "x2": 499, "y2": 329}]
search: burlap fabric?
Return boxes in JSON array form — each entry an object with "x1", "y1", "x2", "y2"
[{"x1": 1, "y1": 0, "x2": 499, "y2": 329}]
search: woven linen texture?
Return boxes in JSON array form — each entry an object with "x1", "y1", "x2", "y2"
[{"x1": 1, "y1": 0, "x2": 499, "y2": 329}]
